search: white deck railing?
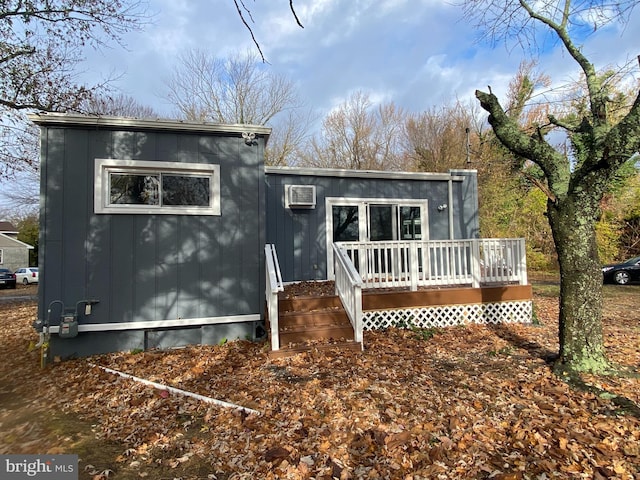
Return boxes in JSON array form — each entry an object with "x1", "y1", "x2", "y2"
[
  {"x1": 337, "y1": 238, "x2": 527, "y2": 291},
  {"x1": 265, "y1": 244, "x2": 284, "y2": 351},
  {"x1": 332, "y1": 244, "x2": 364, "y2": 348}
]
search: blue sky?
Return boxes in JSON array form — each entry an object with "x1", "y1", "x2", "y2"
[
  {"x1": 87, "y1": 0, "x2": 640, "y2": 121},
  {"x1": 1, "y1": 0, "x2": 639, "y2": 214}
]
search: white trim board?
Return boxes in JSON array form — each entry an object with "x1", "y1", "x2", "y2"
[
  {"x1": 47, "y1": 313, "x2": 261, "y2": 334},
  {"x1": 28, "y1": 112, "x2": 272, "y2": 137},
  {"x1": 266, "y1": 165, "x2": 469, "y2": 181}
]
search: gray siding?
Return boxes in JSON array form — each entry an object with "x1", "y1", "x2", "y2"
[
  {"x1": 266, "y1": 169, "x2": 479, "y2": 282},
  {"x1": 37, "y1": 124, "x2": 266, "y2": 358}
]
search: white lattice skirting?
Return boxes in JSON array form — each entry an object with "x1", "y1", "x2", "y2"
[{"x1": 363, "y1": 300, "x2": 533, "y2": 330}]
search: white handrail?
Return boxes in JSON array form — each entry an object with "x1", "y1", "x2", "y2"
[
  {"x1": 337, "y1": 238, "x2": 527, "y2": 291},
  {"x1": 265, "y1": 244, "x2": 284, "y2": 351},
  {"x1": 332, "y1": 244, "x2": 364, "y2": 349}
]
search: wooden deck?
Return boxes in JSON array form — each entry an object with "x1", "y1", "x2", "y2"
[{"x1": 267, "y1": 281, "x2": 533, "y2": 358}]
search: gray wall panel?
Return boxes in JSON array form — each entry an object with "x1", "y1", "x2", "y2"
[
  {"x1": 155, "y1": 216, "x2": 179, "y2": 320},
  {"x1": 61, "y1": 129, "x2": 90, "y2": 303},
  {"x1": 110, "y1": 216, "x2": 136, "y2": 323},
  {"x1": 49, "y1": 330, "x2": 145, "y2": 358},
  {"x1": 132, "y1": 216, "x2": 158, "y2": 321},
  {"x1": 38, "y1": 121, "x2": 266, "y2": 358}
]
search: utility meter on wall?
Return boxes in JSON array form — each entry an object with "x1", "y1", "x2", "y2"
[{"x1": 59, "y1": 313, "x2": 78, "y2": 338}]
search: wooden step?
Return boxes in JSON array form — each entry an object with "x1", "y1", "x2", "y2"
[
  {"x1": 279, "y1": 326, "x2": 355, "y2": 344},
  {"x1": 268, "y1": 340, "x2": 363, "y2": 359},
  {"x1": 278, "y1": 294, "x2": 342, "y2": 314},
  {"x1": 268, "y1": 290, "x2": 361, "y2": 356},
  {"x1": 278, "y1": 308, "x2": 348, "y2": 328},
  {"x1": 277, "y1": 307, "x2": 354, "y2": 343}
]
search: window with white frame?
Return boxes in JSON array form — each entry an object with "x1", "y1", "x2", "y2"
[
  {"x1": 94, "y1": 159, "x2": 220, "y2": 215},
  {"x1": 0, "y1": 248, "x2": 3, "y2": 264},
  {"x1": 328, "y1": 198, "x2": 428, "y2": 244}
]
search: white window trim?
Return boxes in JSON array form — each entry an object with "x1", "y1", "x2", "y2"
[
  {"x1": 94, "y1": 158, "x2": 221, "y2": 215},
  {"x1": 0, "y1": 248, "x2": 3, "y2": 264}
]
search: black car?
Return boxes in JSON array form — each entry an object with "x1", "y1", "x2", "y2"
[
  {"x1": 602, "y1": 256, "x2": 640, "y2": 285},
  {"x1": 0, "y1": 268, "x2": 17, "y2": 289}
]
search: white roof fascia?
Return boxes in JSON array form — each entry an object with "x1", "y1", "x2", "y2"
[
  {"x1": 265, "y1": 165, "x2": 470, "y2": 182},
  {"x1": 0, "y1": 233, "x2": 34, "y2": 249},
  {"x1": 27, "y1": 113, "x2": 271, "y2": 138}
]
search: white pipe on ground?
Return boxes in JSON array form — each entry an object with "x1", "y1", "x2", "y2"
[{"x1": 90, "y1": 364, "x2": 260, "y2": 415}]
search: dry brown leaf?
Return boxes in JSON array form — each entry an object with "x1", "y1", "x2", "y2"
[
  {"x1": 264, "y1": 446, "x2": 290, "y2": 463},
  {"x1": 385, "y1": 431, "x2": 411, "y2": 450},
  {"x1": 1, "y1": 293, "x2": 639, "y2": 480}
]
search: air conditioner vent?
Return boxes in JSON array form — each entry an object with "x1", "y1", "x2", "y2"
[{"x1": 286, "y1": 185, "x2": 316, "y2": 209}]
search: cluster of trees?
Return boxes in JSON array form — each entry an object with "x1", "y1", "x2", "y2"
[{"x1": 2, "y1": 0, "x2": 640, "y2": 374}]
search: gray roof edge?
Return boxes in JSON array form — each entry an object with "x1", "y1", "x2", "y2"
[
  {"x1": 27, "y1": 113, "x2": 272, "y2": 137},
  {"x1": 265, "y1": 165, "x2": 468, "y2": 181}
]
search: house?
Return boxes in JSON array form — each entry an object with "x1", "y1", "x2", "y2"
[
  {"x1": 0, "y1": 221, "x2": 33, "y2": 272},
  {"x1": 29, "y1": 113, "x2": 532, "y2": 360}
]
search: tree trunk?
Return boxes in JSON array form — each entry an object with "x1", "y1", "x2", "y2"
[{"x1": 547, "y1": 196, "x2": 610, "y2": 374}]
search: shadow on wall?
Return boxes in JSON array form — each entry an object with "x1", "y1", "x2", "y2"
[{"x1": 43, "y1": 129, "x2": 264, "y2": 345}]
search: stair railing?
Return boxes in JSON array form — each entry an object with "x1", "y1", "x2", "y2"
[
  {"x1": 265, "y1": 244, "x2": 284, "y2": 351},
  {"x1": 333, "y1": 243, "x2": 364, "y2": 349}
]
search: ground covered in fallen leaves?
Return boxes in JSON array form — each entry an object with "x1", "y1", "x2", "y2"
[{"x1": 1, "y1": 283, "x2": 639, "y2": 480}]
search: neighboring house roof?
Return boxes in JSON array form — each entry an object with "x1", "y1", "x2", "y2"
[
  {"x1": 0, "y1": 221, "x2": 18, "y2": 234},
  {"x1": 0, "y1": 233, "x2": 34, "y2": 249}
]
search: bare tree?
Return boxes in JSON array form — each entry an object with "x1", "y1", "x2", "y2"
[
  {"x1": 163, "y1": 49, "x2": 300, "y2": 125},
  {"x1": 78, "y1": 93, "x2": 159, "y2": 119},
  {"x1": 0, "y1": 0, "x2": 148, "y2": 179},
  {"x1": 1, "y1": 93, "x2": 157, "y2": 212},
  {"x1": 302, "y1": 91, "x2": 406, "y2": 171},
  {"x1": 404, "y1": 101, "x2": 477, "y2": 173},
  {"x1": 464, "y1": 0, "x2": 640, "y2": 374},
  {"x1": 266, "y1": 108, "x2": 317, "y2": 166},
  {"x1": 163, "y1": 49, "x2": 309, "y2": 165}
]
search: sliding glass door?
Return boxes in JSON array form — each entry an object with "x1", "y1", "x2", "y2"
[{"x1": 327, "y1": 198, "x2": 428, "y2": 278}]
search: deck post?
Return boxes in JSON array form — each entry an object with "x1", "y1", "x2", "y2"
[
  {"x1": 471, "y1": 240, "x2": 481, "y2": 288},
  {"x1": 518, "y1": 239, "x2": 528, "y2": 285},
  {"x1": 354, "y1": 284, "x2": 363, "y2": 345},
  {"x1": 410, "y1": 242, "x2": 419, "y2": 291},
  {"x1": 265, "y1": 244, "x2": 284, "y2": 351}
]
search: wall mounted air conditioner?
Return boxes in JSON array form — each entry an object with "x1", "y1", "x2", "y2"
[{"x1": 286, "y1": 185, "x2": 316, "y2": 209}]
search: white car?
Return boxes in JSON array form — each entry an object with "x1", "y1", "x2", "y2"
[{"x1": 14, "y1": 267, "x2": 39, "y2": 285}]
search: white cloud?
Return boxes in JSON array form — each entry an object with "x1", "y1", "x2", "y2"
[{"x1": 74, "y1": 0, "x2": 640, "y2": 124}]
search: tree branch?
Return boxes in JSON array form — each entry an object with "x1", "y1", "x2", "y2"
[
  {"x1": 289, "y1": 1, "x2": 304, "y2": 28},
  {"x1": 523, "y1": 170, "x2": 557, "y2": 202},
  {"x1": 518, "y1": 0, "x2": 603, "y2": 123},
  {"x1": 599, "y1": 88, "x2": 640, "y2": 167},
  {"x1": 476, "y1": 89, "x2": 569, "y2": 200},
  {"x1": 547, "y1": 114, "x2": 579, "y2": 133},
  {"x1": 232, "y1": 0, "x2": 304, "y2": 62},
  {"x1": 232, "y1": 0, "x2": 267, "y2": 62}
]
